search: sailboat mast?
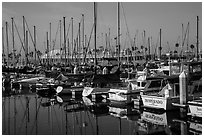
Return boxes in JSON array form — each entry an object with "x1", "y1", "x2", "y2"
[
  {"x1": 6, "y1": 22, "x2": 9, "y2": 66},
  {"x1": 26, "y1": 30, "x2": 28, "y2": 65},
  {"x1": 85, "y1": 34, "x2": 87, "y2": 63},
  {"x1": 46, "y1": 32, "x2": 49, "y2": 66},
  {"x1": 187, "y1": 22, "x2": 189, "y2": 51},
  {"x1": 23, "y1": 16, "x2": 28, "y2": 66},
  {"x1": 94, "y1": 2, "x2": 97, "y2": 74},
  {"x1": 71, "y1": 17, "x2": 73, "y2": 62},
  {"x1": 82, "y1": 14, "x2": 84, "y2": 63},
  {"x1": 34, "y1": 26, "x2": 36, "y2": 65},
  {"x1": 196, "y1": 16, "x2": 199, "y2": 60},
  {"x1": 109, "y1": 28, "x2": 110, "y2": 58},
  {"x1": 79, "y1": 22, "x2": 81, "y2": 64},
  {"x1": 67, "y1": 38, "x2": 69, "y2": 63},
  {"x1": 117, "y1": 2, "x2": 121, "y2": 63},
  {"x1": 2, "y1": 27, "x2": 5, "y2": 64},
  {"x1": 50, "y1": 22, "x2": 52, "y2": 65},
  {"x1": 181, "y1": 24, "x2": 183, "y2": 59},
  {"x1": 11, "y1": 17, "x2": 15, "y2": 66},
  {"x1": 105, "y1": 33, "x2": 107, "y2": 57},
  {"x1": 148, "y1": 37, "x2": 150, "y2": 59},
  {"x1": 143, "y1": 30, "x2": 146, "y2": 59},
  {"x1": 63, "y1": 17, "x2": 66, "y2": 65},
  {"x1": 59, "y1": 20, "x2": 62, "y2": 62},
  {"x1": 159, "y1": 28, "x2": 162, "y2": 59}
]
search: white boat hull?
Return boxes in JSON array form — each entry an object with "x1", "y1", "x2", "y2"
[
  {"x1": 17, "y1": 76, "x2": 45, "y2": 83},
  {"x1": 82, "y1": 87, "x2": 110, "y2": 97},
  {"x1": 108, "y1": 89, "x2": 140, "y2": 104},
  {"x1": 108, "y1": 89, "x2": 128, "y2": 102},
  {"x1": 141, "y1": 95, "x2": 180, "y2": 110},
  {"x1": 188, "y1": 121, "x2": 202, "y2": 134},
  {"x1": 141, "y1": 111, "x2": 168, "y2": 126},
  {"x1": 188, "y1": 100, "x2": 202, "y2": 118}
]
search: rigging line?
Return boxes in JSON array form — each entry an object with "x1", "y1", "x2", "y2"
[
  {"x1": 18, "y1": 46, "x2": 23, "y2": 57},
  {"x1": 69, "y1": 16, "x2": 82, "y2": 54},
  {"x1": 187, "y1": 23, "x2": 189, "y2": 51},
  {"x1": 6, "y1": 23, "x2": 12, "y2": 54},
  {"x1": 84, "y1": 24, "x2": 94, "y2": 60},
  {"x1": 73, "y1": 19, "x2": 82, "y2": 44},
  {"x1": 71, "y1": 23, "x2": 80, "y2": 59},
  {"x1": 123, "y1": 32, "x2": 128, "y2": 49},
  {"x1": 121, "y1": 3, "x2": 133, "y2": 48},
  {"x1": 135, "y1": 29, "x2": 139, "y2": 48},
  {"x1": 24, "y1": 18, "x2": 35, "y2": 45},
  {"x1": 52, "y1": 21, "x2": 60, "y2": 51},
  {"x1": 89, "y1": 46, "x2": 94, "y2": 62},
  {"x1": 72, "y1": 39, "x2": 76, "y2": 60},
  {"x1": 24, "y1": 17, "x2": 41, "y2": 63},
  {"x1": 65, "y1": 21, "x2": 71, "y2": 42},
  {"x1": 132, "y1": 30, "x2": 138, "y2": 62},
  {"x1": 7, "y1": 23, "x2": 13, "y2": 40},
  {"x1": 154, "y1": 32, "x2": 160, "y2": 55},
  {"x1": 180, "y1": 23, "x2": 189, "y2": 56},
  {"x1": 13, "y1": 20, "x2": 25, "y2": 53},
  {"x1": 65, "y1": 23, "x2": 71, "y2": 56}
]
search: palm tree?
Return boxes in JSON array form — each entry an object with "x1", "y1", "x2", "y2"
[
  {"x1": 175, "y1": 43, "x2": 179, "y2": 53},
  {"x1": 175, "y1": 43, "x2": 179, "y2": 48},
  {"x1": 140, "y1": 45, "x2": 144, "y2": 57},
  {"x1": 190, "y1": 44, "x2": 195, "y2": 57}
]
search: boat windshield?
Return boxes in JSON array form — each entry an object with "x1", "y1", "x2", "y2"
[{"x1": 148, "y1": 80, "x2": 162, "y2": 88}]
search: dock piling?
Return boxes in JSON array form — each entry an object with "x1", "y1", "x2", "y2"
[{"x1": 179, "y1": 71, "x2": 188, "y2": 116}]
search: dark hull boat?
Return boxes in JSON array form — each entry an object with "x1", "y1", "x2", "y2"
[
  {"x1": 2, "y1": 65, "x2": 37, "y2": 74},
  {"x1": 82, "y1": 66, "x2": 122, "y2": 100},
  {"x1": 37, "y1": 87, "x2": 56, "y2": 97}
]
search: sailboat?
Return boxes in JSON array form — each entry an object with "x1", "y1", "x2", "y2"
[{"x1": 82, "y1": 2, "x2": 122, "y2": 100}]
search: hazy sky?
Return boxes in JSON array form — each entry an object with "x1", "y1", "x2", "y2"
[{"x1": 2, "y1": 2, "x2": 202, "y2": 55}]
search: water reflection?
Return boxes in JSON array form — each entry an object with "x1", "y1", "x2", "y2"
[{"x1": 2, "y1": 88, "x2": 202, "y2": 135}]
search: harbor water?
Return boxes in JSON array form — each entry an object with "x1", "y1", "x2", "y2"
[{"x1": 2, "y1": 88, "x2": 202, "y2": 135}]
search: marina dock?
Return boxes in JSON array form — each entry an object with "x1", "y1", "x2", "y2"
[{"x1": 2, "y1": 2, "x2": 202, "y2": 135}]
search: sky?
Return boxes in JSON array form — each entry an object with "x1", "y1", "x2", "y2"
[{"x1": 2, "y1": 1, "x2": 202, "y2": 56}]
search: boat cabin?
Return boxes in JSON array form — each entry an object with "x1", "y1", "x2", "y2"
[
  {"x1": 170, "y1": 61, "x2": 202, "y2": 80},
  {"x1": 141, "y1": 77, "x2": 166, "y2": 94}
]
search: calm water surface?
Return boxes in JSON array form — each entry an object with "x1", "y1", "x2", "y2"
[{"x1": 2, "y1": 88, "x2": 202, "y2": 135}]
